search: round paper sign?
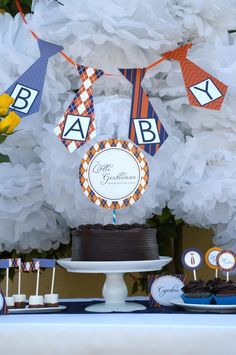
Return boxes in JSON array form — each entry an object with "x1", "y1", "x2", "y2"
[
  {"x1": 181, "y1": 248, "x2": 203, "y2": 270},
  {"x1": 216, "y1": 250, "x2": 236, "y2": 271},
  {"x1": 79, "y1": 139, "x2": 149, "y2": 209},
  {"x1": 205, "y1": 247, "x2": 221, "y2": 270},
  {"x1": 151, "y1": 275, "x2": 185, "y2": 306}
]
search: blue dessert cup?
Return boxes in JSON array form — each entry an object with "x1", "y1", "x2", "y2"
[
  {"x1": 181, "y1": 294, "x2": 213, "y2": 305},
  {"x1": 213, "y1": 295, "x2": 236, "y2": 305}
]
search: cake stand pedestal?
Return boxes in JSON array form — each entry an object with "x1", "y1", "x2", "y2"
[{"x1": 57, "y1": 257, "x2": 172, "y2": 313}]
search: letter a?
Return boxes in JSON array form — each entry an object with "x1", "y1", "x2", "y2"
[{"x1": 54, "y1": 65, "x2": 104, "y2": 153}]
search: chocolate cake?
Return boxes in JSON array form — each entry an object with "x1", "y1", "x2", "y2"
[{"x1": 71, "y1": 224, "x2": 159, "y2": 261}]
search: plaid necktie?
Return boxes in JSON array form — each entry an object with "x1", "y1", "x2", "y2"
[
  {"x1": 54, "y1": 65, "x2": 104, "y2": 153},
  {"x1": 119, "y1": 68, "x2": 168, "y2": 156},
  {"x1": 162, "y1": 44, "x2": 228, "y2": 110},
  {"x1": 6, "y1": 39, "x2": 63, "y2": 118}
]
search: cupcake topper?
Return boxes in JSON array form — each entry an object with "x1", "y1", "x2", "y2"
[
  {"x1": 205, "y1": 247, "x2": 221, "y2": 278},
  {"x1": 216, "y1": 249, "x2": 236, "y2": 282},
  {"x1": 181, "y1": 248, "x2": 203, "y2": 281}
]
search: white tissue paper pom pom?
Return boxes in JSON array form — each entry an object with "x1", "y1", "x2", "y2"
[
  {"x1": 0, "y1": 163, "x2": 69, "y2": 251},
  {"x1": 168, "y1": 131, "x2": 236, "y2": 227}
]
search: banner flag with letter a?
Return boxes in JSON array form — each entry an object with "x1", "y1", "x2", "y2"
[
  {"x1": 119, "y1": 68, "x2": 168, "y2": 157},
  {"x1": 5, "y1": 39, "x2": 63, "y2": 118},
  {"x1": 162, "y1": 43, "x2": 228, "y2": 110},
  {"x1": 54, "y1": 65, "x2": 104, "y2": 153}
]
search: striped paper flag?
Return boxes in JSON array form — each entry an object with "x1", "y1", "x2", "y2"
[{"x1": 119, "y1": 68, "x2": 168, "y2": 156}]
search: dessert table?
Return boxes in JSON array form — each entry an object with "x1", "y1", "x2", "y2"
[{"x1": 0, "y1": 297, "x2": 236, "y2": 355}]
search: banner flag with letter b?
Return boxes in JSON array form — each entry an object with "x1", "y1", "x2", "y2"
[
  {"x1": 5, "y1": 39, "x2": 63, "y2": 118},
  {"x1": 119, "y1": 68, "x2": 168, "y2": 157}
]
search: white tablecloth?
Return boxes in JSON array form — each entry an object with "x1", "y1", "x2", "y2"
[{"x1": 1, "y1": 298, "x2": 236, "y2": 355}]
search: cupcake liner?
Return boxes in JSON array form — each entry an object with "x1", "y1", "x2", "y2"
[
  {"x1": 184, "y1": 292, "x2": 211, "y2": 298},
  {"x1": 181, "y1": 295, "x2": 213, "y2": 305},
  {"x1": 214, "y1": 295, "x2": 236, "y2": 305}
]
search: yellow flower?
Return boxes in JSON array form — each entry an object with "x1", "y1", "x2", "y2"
[
  {"x1": 0, "y1": 93, "x2": 14, "y2": 116},
  {"x1": 0, "y1": 112, "x2": 20, "y2": 134}
]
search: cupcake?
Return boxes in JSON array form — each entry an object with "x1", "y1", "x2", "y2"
[
  {"x1": 181, "y1": 280, "x2": 212, "y2": 304},
  {"x1": 206, "y1": 277, "x2": 223, "y2": 290},
  {"x1": 212, "y1": 280, "x2": 236, "y2": 305}
]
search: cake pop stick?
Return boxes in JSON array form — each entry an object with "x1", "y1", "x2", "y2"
[
  {"x1": 216, "y1": 250, "x2": 236, "y2": 282},
  {"x1": 181, "y1": 248, "x2": 203, "y2": 281},
  {"x1": 5, "y1": 267, "x2": 9, "y2": 298},
  {"x1": 36, "y1": 269, "x2": 40, "y2": 296},
  {"x1": 50, "y1": 267, "x2": 56, "y2": 294},
  {"x1": 18, "y1": 269, "x2": 21, "y2": 294},
  {"x1": 205, "y1": 247, "x2": 221, "y2": 278}
]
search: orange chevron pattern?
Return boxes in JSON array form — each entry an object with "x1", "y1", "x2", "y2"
[{"x1": 162, "y1": 44, "x2": 227, "y2": 110}]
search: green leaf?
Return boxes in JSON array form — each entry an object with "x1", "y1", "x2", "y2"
[
  {"x1": 0, "y1": 134, "x2": 7, "y2": 144},
  {"x1": 0, "y1": 153, "x2": 10, "y2": 163}
]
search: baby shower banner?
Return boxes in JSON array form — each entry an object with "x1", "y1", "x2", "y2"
[{"x1": 3, "y1": 0, "x2": 228, "y2": 157}]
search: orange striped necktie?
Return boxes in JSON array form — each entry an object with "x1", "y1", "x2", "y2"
[
  {"x1": 162, "y1": 44, "x2": 228, "y2": 110},
  {"x1": 119, "y1": 68, "x2": 168, "y2": 157},
  {"x1": 54, "y1": 65, "x2": 104, "y2": 153}
]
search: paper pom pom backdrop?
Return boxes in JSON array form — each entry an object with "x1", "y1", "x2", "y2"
[{"x1": 1, "y1": 0, "x2": 236, "y2": 251}]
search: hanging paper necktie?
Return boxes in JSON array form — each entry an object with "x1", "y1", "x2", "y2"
[
  {"x1": 119, "y1": 68, "x2": 168, "y2": 156},
  {"x1": 54, "y1": 65, "x2": 104, "y2": 153},
  {"x1": 162, "y1": 44, "x2": 227, "y2": 110},
  {"x1": 5, "y1": 39, "x2": 63, "y2": 118}
]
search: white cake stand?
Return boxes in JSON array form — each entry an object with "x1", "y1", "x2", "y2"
[{"x1": 57, "y1": 257, "x2": 172, "y2": 313}]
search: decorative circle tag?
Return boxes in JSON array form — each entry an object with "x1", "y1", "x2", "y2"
[
  {"x1": 216, "y1": 250, "x2": 236, "y2": 271},
  {"x1": 205, "y1": 247, "x2": 221, "y2": 270},
  {"x1": 79, "y1": 139, "x2": 149, "y2": 209},
  {"x1": 181, "y1": 248, "x2": 203, "y2": 270},
  {"x1": 151, "y1": 275, "x2": 185, "y2": 306}
]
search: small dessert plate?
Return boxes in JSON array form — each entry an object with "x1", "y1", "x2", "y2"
[
  {"x1": 8, "y1": 305, "x2": 66, "y2": 314},
  {"x1": 171, "y1": 298, "x2": 236, "y2": 313}
]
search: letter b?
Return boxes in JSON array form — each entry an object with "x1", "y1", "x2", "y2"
[
  {"x1": 10, "y1": 84, "x2": 39, "y2": 114},
  {"x1": 134, "y1": 118, "x2": 160, "y2": 144}
]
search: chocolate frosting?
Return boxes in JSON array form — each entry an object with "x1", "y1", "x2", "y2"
[
  {"x1": 182, "y1": 280, "x2": 209, "y2": 293},
  {"x1": 211, "y1": 280, "x2": 236, "y2": 295},
  {"x1": 72, "y1": 224, "x2": 159, "y2": 261},
  {"x1": 206, "y1": 278, "x2": 223, "y2": 290},
  {"x1": 72, "y1": 224, "x2": 150, "y2": 233}
]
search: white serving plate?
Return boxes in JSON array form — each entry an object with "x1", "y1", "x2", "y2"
[
  {"x1": 8, "y1": 305, "x2": 67, "y2": 314},
  {"x1": 57, "y1": 257, "x2": 172, "y2": 273},
  {"x1": 171, "y1": 298, "x2": 236, "y2": 313}
]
